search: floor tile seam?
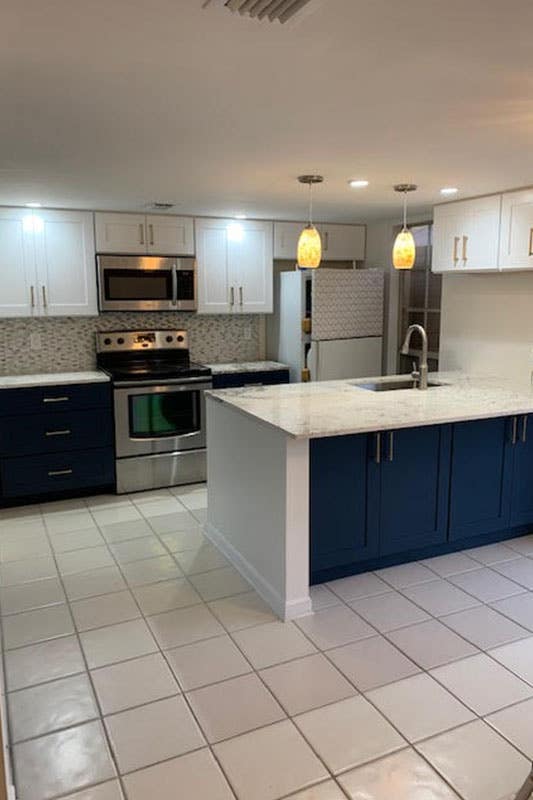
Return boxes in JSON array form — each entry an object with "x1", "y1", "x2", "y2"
[
  {"x1": 482, "y1": 711, "x2": 533, "y2": 760},
  {"x1": 486, "y1": 598, "x2": 533, "y2": 633},
  {"x1": 435, "y1": 607, "x2": 533, "y2": 650},
  {"x1": 391, "y1": 578, "x2": 486, "y2": 619},
  {"x1": 0, "y1": 595, "x2": 67, "y2": 619}
]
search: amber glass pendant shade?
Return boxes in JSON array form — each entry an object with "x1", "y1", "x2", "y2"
[
  {"x1": 393, "y1": 228, "x2": 416, "y2": 270},
  {"x1": 297, "y1": 224, "x2": 322, "y2": 269}
]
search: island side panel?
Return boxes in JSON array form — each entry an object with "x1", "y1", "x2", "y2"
[{"x1": 206, "y1": 397, "x2": 311, "y2": 620}]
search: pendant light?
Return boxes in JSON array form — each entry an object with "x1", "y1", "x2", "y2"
[
  {"x1": 297, "y1": 175, "x2": 323, "y2": 269},
  {"x1": 392, "y1": 183, "x2": 417, "y2": 270}
]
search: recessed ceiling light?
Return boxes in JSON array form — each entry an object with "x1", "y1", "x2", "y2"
[
  {"x1": 25, "y1": 202, "x2": 41, "y2": 208},
  {"x1": 235, "y1": 214, "x2": 247, "y2": 219},
  {"x1": 349, "y1": 180, "x2": 369, "y2": 189},
  {"x1": 440, "y1": 187, "x2": 458, "y2": 196}
]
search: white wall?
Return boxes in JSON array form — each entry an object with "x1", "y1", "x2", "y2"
[
  {"x1": 364, "y1": 219, "x2": 399, "y2": 374},
  {"x1": 440, "y1": 271, "x2": 533, "y2": 385}
]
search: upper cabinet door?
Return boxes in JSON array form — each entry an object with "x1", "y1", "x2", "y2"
[
  {"x1": 195, "y1": 218, "x2": 231, "y2": 314},
  {"x1": 229, "y1": 220, "x2": 273, "y2": 313},
  {"x1": 145, "y1": 215, "x2": 194, "y2": 256},
  {"x1": 499, "y1": 189, "x2": 533, "y2": 270},
  {"x1": 317, "y1": 223, "x2": 366, "y2": 261},
  {"x1": 273, "y1": 222, "x2": 304, "y2": 260},
  {"x1": 0, "y1": 208, "x2": 38, "y2": 317},
  {"x1": 34, "y1": 210, "x2": 98, "y2": 317},
  {"x1": 94, "y1": 212, "x2": 146, "y2": 254},
  {"x1": 432, "y1": 196, "x2": 501, "y2": 273}
]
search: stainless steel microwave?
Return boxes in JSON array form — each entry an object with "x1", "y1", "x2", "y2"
[{"x1": 97, "y1": 255, "x2": 197, "y2": 312}]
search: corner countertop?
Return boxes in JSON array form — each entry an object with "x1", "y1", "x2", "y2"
[
  {"x1": 0, "y1": 371, "x2": 110, "y2": 389},
  {"x1": 207, "y1": 372, "x2": 533, "y2": 439},
  {"x1": 205, "y1": 361, "x2": 289, "y2": 375}
]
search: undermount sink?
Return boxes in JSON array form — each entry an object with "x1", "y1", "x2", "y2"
[{"x1": 353, "y1": 378, "x2": 447, "y2": 392}]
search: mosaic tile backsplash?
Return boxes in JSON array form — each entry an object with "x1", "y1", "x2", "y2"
[{"x1": 0, "y1": 313, "x2": 261, "y2": 375}]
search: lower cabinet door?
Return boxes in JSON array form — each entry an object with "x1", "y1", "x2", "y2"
[
  {"x1": 449, "y1": 417, "x2": 514, "y2": 541},
  {"x1": 510, "y1": 414, "x2": 533, "y2": 527},
  {"x1": 0, "y1": 447, "x2": 115, "y2": 498},
  {"x1": 379, "y1": 425, "x2": 451, "y2": 556},
  {"x1": 310, "y1": 433, "x2": 379, "y2": 576}
]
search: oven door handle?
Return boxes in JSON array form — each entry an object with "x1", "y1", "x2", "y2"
[
  {"x1": 113, "y1": 378, "x2": 213, "y2": 389},
  {"x1": 171, "y1": 264, "x2": 178, "y2": 306}
]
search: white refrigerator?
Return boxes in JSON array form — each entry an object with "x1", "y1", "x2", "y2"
[{"x1": 266, "y1": 268, "x2": 385, "y2": 382}]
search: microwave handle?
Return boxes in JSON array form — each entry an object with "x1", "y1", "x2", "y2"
[{"x1": 171, "y1": 264, "x2": 178, "y2": 306}]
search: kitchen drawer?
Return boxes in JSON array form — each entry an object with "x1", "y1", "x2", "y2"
[
  {"x1": 212, "y1": 369, "x2": 289, "y2": 390},
  {"x1": 0, "y1": 382, "x2": 111, "y2": 417},
  {"x1": 0, "y1": 410, "x2": 113, "y2": 457},
  {"x1": 0, "y1": 447, "x2": 115, "y2": 499}
]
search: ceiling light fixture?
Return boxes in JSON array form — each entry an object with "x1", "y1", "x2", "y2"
[
  {"x1": 349, "y1": 180, "x2": 369, "y2": 189},
  {"x1": 25, "y1": 202, "x2": 41, "y2": 208},
  {"x1": 440, "y1": 187, "x2": 458, "y2": 196},
  {"x1": 392, "y1": 184, "x2": 417, "y2": 270},
  {"x1": 235, "y1": 214, "x2": 247, "y2": 219},
  {"x1": 297, "y1": 175, "x2": 323, "y2": 270}
]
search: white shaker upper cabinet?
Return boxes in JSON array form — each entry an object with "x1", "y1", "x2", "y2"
[
  {"x1": 34, "y1": 210, "x2": 98, "y2": 316},
  {"x1": 274, "y1": 222, "x2": 305, "y2": 260},
  {"x1": 432, "y1": 195, "x2": 501, "y2": 273},
  {"x1": 94, "y1": 212, "x2": 147, "y2": 254},
  {"x1": 499, "y1": 189, "x2": 533, "y2": 270},
  {"x1": 196, "y1": 218, "x2": 273, "y2": 314},
  {"x1": 0, "y1": 208, "x2": 37, "y2": 317},
  {"x1": 274, "y1": 221, "x2": 365, "y2": 261},
  {"x1": 145, "y1": 215, "x2": 194, "y2": 256}
]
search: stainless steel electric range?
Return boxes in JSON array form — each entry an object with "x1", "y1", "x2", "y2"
[{"x1": 96, "y1": 330, "x2": 212, "y2": 494}]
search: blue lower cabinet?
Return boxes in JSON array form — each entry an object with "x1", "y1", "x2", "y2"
[
  {"x1": 0, "y1": 382, "x2": 111, "y2": 417},
  {"x1": 310, "y1": 433, "x2": 379, "y2": 574},
  {"x1": 0, "y1": 410, "x2": 113, "y2": 457},
  {"x1": 379, "y1": 425, "x2": 451, "y2": 556},
  {"x1": 510, "y1": 414, "x2": 533, "y2": 527},
  {"x1": 0, "y1": 447, "x2": 115, "y2": 499},
  {"x1": 448, "y1": 417, "x2": 514, "y2": 541},
  {"x1": 212, "y1": 370, "x2": 290, "y2": 390}
]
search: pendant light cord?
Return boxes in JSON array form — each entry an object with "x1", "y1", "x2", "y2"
[
  {"x1": 403, "y1": 190, "x2": 407, "y2": 231},
  {"x1": 309, "y1": 183, "x2": 313, "y2": 226}
]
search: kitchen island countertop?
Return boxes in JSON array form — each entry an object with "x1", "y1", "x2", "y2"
[{"x1": 205, "y1": 360, "x2": 289, "y2": 374}]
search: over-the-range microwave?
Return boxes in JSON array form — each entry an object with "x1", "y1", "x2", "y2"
[{"x1": 97, "y1": 255, "x2": 197, "y2": 312}]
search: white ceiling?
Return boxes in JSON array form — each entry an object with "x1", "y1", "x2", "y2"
[{"x1": 2, "y1": 0, "x2": 533, "y2": 222}]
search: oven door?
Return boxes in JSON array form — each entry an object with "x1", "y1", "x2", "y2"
[
  {"x1": 113, "y1": 379, "x2": 210, "y2": 458},
  {"x1": 98, "y1": 255, "x2": 196, "y2": 312}
]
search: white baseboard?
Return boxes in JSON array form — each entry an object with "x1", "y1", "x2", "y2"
[{"x1": 205, "y1": 522, "x2": 312, "y2": 621}]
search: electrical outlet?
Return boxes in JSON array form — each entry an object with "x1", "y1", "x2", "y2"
[
  {"x1": 243, "y1": 325, "x2": 252, "y2": 341},
  {"x1": 30, "y1": 333, "x2": 42, "y2": 351}
]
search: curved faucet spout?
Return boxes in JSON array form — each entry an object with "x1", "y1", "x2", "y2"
[{"x1": 400, "y1": 324, "x2": 428, "y2": 390}]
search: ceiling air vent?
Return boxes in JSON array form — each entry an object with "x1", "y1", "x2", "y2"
[{"x1": 203, "y1": 0, "x2": 314, "y2": 24}]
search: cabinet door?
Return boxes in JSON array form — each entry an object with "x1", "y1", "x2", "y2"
[
  {"x1": 449, "y1": 417, "x2": 514, "y2": 541},
  {"x1": 499, "y1": 189, "x2": 533, "y2": 270},
  {"x1": 310, "y1": 433, "x2": 379, "y2": 579},
  {"x1": 432, "y1": 196, "x2": 501, "y2": 273},
  {"x1": 35, "y1": 210, "x2": 98, "y2": 316},
  {"x1": 318, "y1": 223, "x2": 366, "y2": 261},
  {"x1": 229, "y1": 220, "x2": 273, "y2": 313},
  {"x1": 273, "y1": 222, "x2": 303, "y2": 260},
  {"x1": 0, "y1": 208, "x2": 37, "y2": 317},
  {"x1": 432, "y1": 205, "x2": 464, "y2": 272},
  {"x1": 510, "y1": 414, "x2": 533, "y2": 527},
  {"x1": 146, "y1": 215, "x2": 194, "y2": 256},
  {"x1": 195, "y1": 218, "x2": 231, "y2": 314},
  {"x1": 94, "y1": 212, "x2": 146, "y2": 254},
  {"x1": 379, "y1": 425, "x2": 451, "y2": 556}
]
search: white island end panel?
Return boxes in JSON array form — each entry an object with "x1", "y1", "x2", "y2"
[{"x1": 206, "y1": 397, "x2": 311, "y2": 621}]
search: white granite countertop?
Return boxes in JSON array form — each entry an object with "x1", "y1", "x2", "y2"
[
  {"x1": 206, "y1": 361, "x2": 289, "y2": 374},
  {"x1": 0, "y1": 371, "x2": 110, "y2": 389},
  {"x1": 208, "y1": 372, "x2": 533, "y2": 439}
]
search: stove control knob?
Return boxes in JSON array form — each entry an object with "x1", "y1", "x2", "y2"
[
  {"x1": 117, "y1": 337, "x2": 124, "y2": 345},
  {"x1": 166, "y1": 335, "x2": 173, "y2": 343},
  {"x1": 177, "y1": 335, "x2": 184, "y2": 342},
  {"x1": 104, "y1": 338, "x2": 112, "y2": 346}
]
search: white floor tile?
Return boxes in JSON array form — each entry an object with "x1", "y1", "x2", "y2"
[
  {"x1": 91, "y1": 653, "x2": 179, "y2": 714},
  {"x1": 166, "y1": 634, "x2": 251, "y2": 690},
  {"x1": 309, "y1": 585, "x2": 342, "y2": 611},
  {"x1": 296, "y1": 605, "x2": 375, "y2": 650},
  {"x1": 208, "y1": 591, "x2": 277, "y2": 631},
  {"x1": 56, "y1": 546, "x2": 114, "y2": 576},
  {"x1": 120, "y1": 555, "x2": 182, "y2": 587},
  {"x1": 122, "y1": 748, "x2": 234, "y2": 800},
  {"x1": 491, "y1": 592, "x2": 533, "y2": 631},
  {"x1": 326, "y1": 573, "x2": 392, "y2": 602},
  {"x1": 402, "y1": 580, "x2": 481, "y2": 617},
  {"x1": 338, "y1": 747, "x2": 461, "y2": 800},
  {"x1": 367, "y1": 673, "x2": 474, "y2": 743},
  {"x1": 174, "y1": 544, "x2": 229, "y2": 575},
  {"x1": 506, "y1": 534, "x2": 533, "y2": 557},
  {"x1": 148, "y1": 511, "x2": 200, "y2": 534},
  {"x1": 60, "y1": 781, "x2": 124, "y2": 800},
  {"x1": 4, "y1": 636, "x2": 85, "y2": 691},
  {"x1": 147, "y1": 604, "x2": 224, "y2": 649},
  {"x1": 441, "y1": 605, "x2": 530, "y2": 650},
  {"x1": 417, "y1": 719, "x2": 530, "y2": 800},
  {"x1": 9, "y1": 674, "x2": 98, "y2": 742},
  {"x1": 465, "y1": 542, "x2": 521, "y2": 566},
  {"x1": 158, "y1": 528, "x2": 206, "y2": 553},
  {"x1": 63, "y1": 566, "x2": 127, "y2": 601},
  {"x1": 91, "y1": 505, "x2": 142, "y2": 526},
  {"x1": 294, "y1": 695, "x2": 405, "y2": 774},
  {"x1": 189, "y1": 565, "x2": 251, "y2": 601},
  {"x1": 387, "y1": 619, "x2": 478, "y2": 669},
  {"x1": 109, "y1": 536, "x2": 167, "y2": 564},
  {"x1": 45, "y1": 510, "x2": 97, "y2": 534},
  {"x1": 349, "y1": 591, "x2": 430, "y2": 632},
  {"x1": 136, "y1": 497, "x2": 185, "y2": 518},
  {"x1": 430, "y1": 653, "x2": 533, "y2": 715},
  {"x1": 50, "y1": 528, "x2": 105, "y2": 553},
  {"x1": 0, "y1": 534, "x2": 52, "y2": 562},
  {"x1": 422, "y1": 552, "x2": 481, "y2": 578},
  {"x1": 3, "y1": 604, "x2": 74, "y2": 649},
  {"x1": 80, "y1": 619, "x2": 157, "y2": 669},
  {"x1": 260, "y1": 653, "x2": 357, "y2": 715},
  {"x1": 214, "y1": 720, "x2": 328, "y2": 800},
  {"x1": 489, "y1": 635, "x2": 533, "y2": 684},
  {"x1": 104, "y1": 695, "x2": 205, "y2": 773},
  {"x1": 0, "y1": 577, "x2": 65, "y2": 615},
  {"x1": 493, "y1": 557, "x2": 533, "y2": 590},
  {"x1": 486, "y1": 697, "x2": 533, "y2": 759},
  {"x1": 98, "y1": 518, "x2": 153, "y2": 544},
  {"x1": 132, "y1": 577, "x2": 201, "y2": 615},
  {"x1": 448, "y1": 567, "x2": 525, "y2": 603},
  {"x1": 285, "y1": 781, "x2": 346, "y2": 799},
  {"x1": 71, "y1": 590, "x2": 141, "y2": 632},
  {"x1": 327, "y1": 635, "x2": 420, "y2": 691},
  {"x1": 13, "y1": 720, "x2": 116, "y2": 800},
  {"x1": 376, "y1": 562, "x2": 437, "y2": 588},
  {"x1": 187, "y1": 672, "x2": 285, "y2": 742},
  {"x1": 232, "y1": 621, "x2": 317, "y2": 669},
  {"x1": 0, "y1": 555, "x2": 57, "y2": 586}
]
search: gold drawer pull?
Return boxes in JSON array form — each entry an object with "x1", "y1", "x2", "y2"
[
  {"x1": 45, "y1": 429, "x2": 71, "y2": 437},
  {"x1": 43, "y1": 396, "x2": 69, "y2": 403},
  {"x1": 48, "y1": 469, "x2": 73, "y2": 477}
]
